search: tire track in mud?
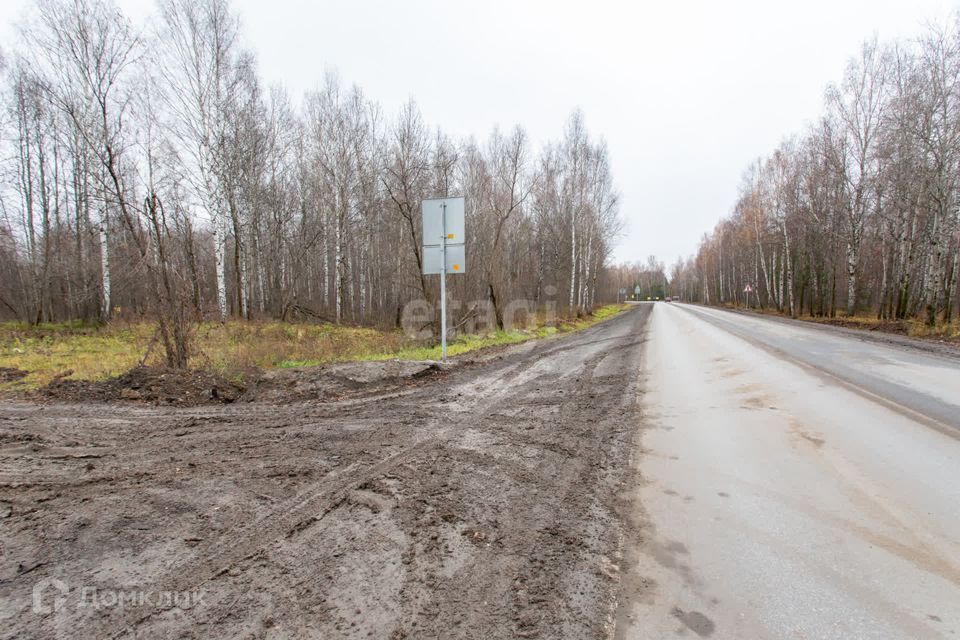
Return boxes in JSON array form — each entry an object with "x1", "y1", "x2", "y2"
[
  {"x1": 385, "y1": 314, "x2": 650, "y2": 639},
  {"x1": 90, "y1": 316, "x2": 639, "y2": 638},
  {"x1": 426, "y1": 354, "x2": 613, "y2": 637},
  {"x1": 2, "y1": 305, "x2": 651, "y2": 640}
]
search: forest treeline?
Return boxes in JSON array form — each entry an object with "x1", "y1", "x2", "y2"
[
  {"x1": 672, "y1": 22, "x2": 960, "y2": 325},
  {"x1": 0, "y1": 0, "x2": 623, "y2": 365}
]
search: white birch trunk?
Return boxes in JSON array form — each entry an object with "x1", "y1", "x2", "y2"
[
  {"x1": 254, "y1": 228, "x2": 266, "y2": 314},
  {"x1": 323, "y1": 222, "x2": 329, "y2": 308},
  {"x1": 214, "y1": 212, "x2": 228, "y2": 321},
  {"x1": 335, "y1": 207, "x2": 343, "y2": 324},
  {"x1": 359, "y1": 238, "x2": 367, "y2": 321},
  {"x1": 718, "y1": 239, "x2": 724, "y2": 302},
  {"x1": 922, "y1": 207, "x2": 943, "y2": 323},
  {"x1": 846, "y1": 239, "x2": 858, "y2": 316},
  {"x1": 99, "y1": 209, "x2": 111, "y2": 322},
  {"x1": 239, "y1": 233, "x2": 249, "y2": 319},
  {"x1": 783, "y1": 224, "x2": 795, "y2": 317},
  {"x1": 582, "y1": 233, "x2": 592, "y2": 311},
  {"x1": 568, "y1": 217, "x2": 577, "y2": 312}
]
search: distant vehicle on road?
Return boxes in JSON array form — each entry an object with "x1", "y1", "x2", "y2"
[{"x1": 665, "y1": 297, "x2": 672, "y2": 302}]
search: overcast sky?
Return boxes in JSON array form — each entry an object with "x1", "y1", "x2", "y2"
[{"x1": 2, "y1": 0, "x2": 958, "y2": 266}]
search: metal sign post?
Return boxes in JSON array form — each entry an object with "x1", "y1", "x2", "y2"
[
  {"x1": 440, "y1": 202, "x2": 447, "y2": 359},
  {"x1": 422, "y1": 197, "x2": 466, "y2": 360}
]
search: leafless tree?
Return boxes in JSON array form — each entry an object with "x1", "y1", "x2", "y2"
[{"x1": 0, "y1": 0, "x2": 627, "y2": 347}]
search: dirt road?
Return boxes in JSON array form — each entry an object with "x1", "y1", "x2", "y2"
[
  {"x1": 617, "y1": 303, "x2": 960, "y2": 639},
  {"x1": 0, "y1": 305, "x2": 651, "y2": 640}
]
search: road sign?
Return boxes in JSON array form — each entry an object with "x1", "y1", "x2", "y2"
[
  {"x1": 422, "y1": 198, "x2": 465, "y2": 268},
  {"x1": 422, "y1": 244, "x2": 465, "y2": 274},
  {"x1": 422, "y1": 196, "x2": 466, "y2": 360},
  {"x1": 634, "y1": 285, "x2": 641, "y2": 296},
  {"x1": 744, "y1": 284, "x2": 754, "y2": 293}
]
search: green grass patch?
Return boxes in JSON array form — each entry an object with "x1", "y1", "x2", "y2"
[{"x1": 0, "y1": 321, "x2": 154, "y2": 390}]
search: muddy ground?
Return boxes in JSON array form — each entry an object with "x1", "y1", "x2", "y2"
[
  {"x1": 31, "y1": 360, "x2": 449, "y2": 407},
  {"x1": 0, "y1": 305, "x2": 651, "y2": 639}
]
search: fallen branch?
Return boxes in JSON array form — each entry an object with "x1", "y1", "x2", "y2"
[{"x1": 452, "y1": 303, "x2": 481, "y2": 331}]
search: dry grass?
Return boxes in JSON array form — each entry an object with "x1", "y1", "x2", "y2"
[
  {"x1": 722, "y1": 304, "x2": 960, "y2": 342},
  {"x1": 0, "y1": 321, "x2": 153, "y2": 390},
  {"x1": 802, "y1": 314, "x2": 960, "y2": 341},
  {"x1": 0, "y1": 304, "x2": 628, "y2": 391}
]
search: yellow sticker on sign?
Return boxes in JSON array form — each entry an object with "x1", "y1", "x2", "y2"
[
  {"x1": 453, "y1": 264, "x2": 459, "y2": 271},
  {"x1": 447, "y1": 234, "x2": 455, "y2": 239}
]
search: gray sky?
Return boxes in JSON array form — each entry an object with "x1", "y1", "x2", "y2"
[{"x1": 2, "y1": 0, "x2": 957, "y2": 266}]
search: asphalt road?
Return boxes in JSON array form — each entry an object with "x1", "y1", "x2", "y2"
[{"x1": 618, "y1": 302, "x2": 960, "y2": 639}]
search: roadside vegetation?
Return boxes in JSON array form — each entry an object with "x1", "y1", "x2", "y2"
[
  {"x1": 0, "y1": 305, "x2": 627, "y2": 391},
  {"x1": 800, "y1": 314, "x2": 960, "y2": 342},
  {"x1": 718, "y1": 303, "x2": 960, "y2": 343}
]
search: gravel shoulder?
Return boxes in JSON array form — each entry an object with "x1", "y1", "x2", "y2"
[{"x1": 0, "y1": 305, "x2": 651, "y2": 640}]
